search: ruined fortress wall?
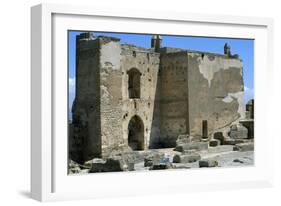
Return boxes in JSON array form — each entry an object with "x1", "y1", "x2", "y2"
[
  {"x1": 98, "y1": 38, "x2": 123, "y2": 156},
  {"x1": 71, "y1": 33, "x2": 246, "y2": 162},
  {"x1": 159, "y1": 52, "x2": 189, "y2": 147},
  {"x1": 187, "y1": 52, "x2": 244, "y2": 138},
  {"x1": 71, "y1": 37, "x2": 101, "y2": 162},
  {"x1": 121, "y1": 45, "x2": 160, "y2": 149}
]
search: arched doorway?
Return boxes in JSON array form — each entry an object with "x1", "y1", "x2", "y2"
[{"x1": 128, "y1": 115, "x2": 144, "y2": 150}]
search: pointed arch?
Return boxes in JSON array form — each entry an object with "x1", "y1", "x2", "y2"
[{"x1": 128, "y1": 115, "x2": 144, "y2": 150}]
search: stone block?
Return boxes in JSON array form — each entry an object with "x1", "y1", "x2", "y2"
[
  {"x1": 199, "y1": 160, "x2": 218, "y2": 168},
  {"x1": 176, "y1": 134, "x2": 191, "y2": 146},
  {"x1": 233, "y1": 142, "x2": 254, "y2": 152},
  {"x1": 90, "y1": 158, "x2": 106, "y2": 164},
  {"x1": 123, "y1": 162, "x2": 135, "y2": 171},
  {"x1": 209, "y1": 139, "x2": 220, "y2": 147},
  {"x1": 144, "y1": 153, "x2": 164, "y2": 167},
  {"x1": 229, "y1": 124, "x2": 248, "y2": 139},
  {"x1": 208, "y1": 145, "x2": 234, "y2": 153},
  {"x1": 223, "y1": 139, "x2": 245, "y2": 145},
  {"x1": 172, "y1": 154, "x2": 181, "y2": 163},
  {"x1": 144, "y1": 152, "x2": 173, "y2": 170},
  {"x1": 150, "y1": 164, "x2": 169, "y2": 170},
  {"x1": 90, "y1": 158, "x2": 123, "y2": 173},
  {"x1": 172, "y1": 164, "x2": 191, "y2": 169},
  {"x1": 213, "y1": 132, "x2": 225, "y2": 144},
  {"x1": 240, "y1": 119, "x2": 254, "y2": 139},
  {"x1": 149, "y1": 162, "x2": 172, "y2": 170},
  {"x1": 174, "y1": 142, "x2": 208, "y2": 152},
  {"x1": 173, "y1": 153, "x2": 201, "y2": 163},
  {"x1": 144, "y1": 158, "x2": 153, "y2": 167}
]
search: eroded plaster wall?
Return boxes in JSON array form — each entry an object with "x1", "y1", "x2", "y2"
[
  {"x1": 187, "y1": 52, "x2": 244, "y2": 138},
  {"x1": 99, "y1": 38, "x2": 124, "y2": 156}
]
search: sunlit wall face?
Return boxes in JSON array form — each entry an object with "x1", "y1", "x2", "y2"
[{"x1": 68, "y1": 31, "x2": 254, "y2": 120}]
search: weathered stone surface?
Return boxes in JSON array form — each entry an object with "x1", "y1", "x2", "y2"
[
  {"x1": 174, "y1": 142, "x2": 208, "y2": 152},
  {"x1": 89, "y1": 158, "x2": 106, "y2": 164},
  {"x1": 172, "y1": 154, "x2": 181, "y2": 163},
  {"x1": 90, "y1": 158, "x2": 123, "y2": 173},
  {"x1": 144, "y1": 158, "x2": 153, "y2": 167},
  {"x1": 209, "y1": 139, "x2": 220, "y2": 147},
  {"x1": 213, "y1": 132, "x2": 225, "y2": 144},
  {"x1": 199, "y1": 160, "x2": 218, "y2": 168},
  {"x1": 149, "y1": 159, "x2": 172, "y2": 170},
  {"x1": 124, "y1": 162, "x2": 135, "y2": 171},
  {"x1": 173, "y1": 153, "x2": 201, "y2": 163},
  {"x1": 223, "y1": 138, "x2": 247, "y2": 145},
  {"x1": 68, "y1": 162, "x2": 81, "y2": 174},
  {"x1": 69, "y1": 32, "x2": 245, "y2": 164},
  {"x1": 150, "y1": 163, "x2": 171, "y2": 170},
  {"x1": 240, "y1": 119, "x2": 254, "y2": 139},
  {"x1": 143, "y1": 152, "x2": 173, "y2": 170},
  {"x1": 208, "y1": 145, "x2": 234, "y2": 153},
  {"x1": 176, "y1": 134, "x2": 191, "y2": 146},
  {"x1": 144, "y1": 153, "x2": 164, "y2": 167},
  {"x1": 233, "y1": 142, "x2": 254, "y2": 152},
  {"x1": 172, "y1": 164, "x2": 191, "y2": 169},
  {"x1": 229, "y1": 124, "x2": 248, "y2": 139},
  {"x1": 183, "y1": 153, "x2": 201, "y2": 163}
]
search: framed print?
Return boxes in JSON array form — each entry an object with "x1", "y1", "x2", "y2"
[{"x1": 31, "y1": 3, "x2": 274, "y2": 201}]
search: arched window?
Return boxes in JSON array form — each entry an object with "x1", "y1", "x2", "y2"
[{"x1": 127, "y1": 68, "x2": 141, "y2": 99}]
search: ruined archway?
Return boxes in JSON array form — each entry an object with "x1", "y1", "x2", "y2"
[
  {"x1": 128, "y1": 115, "x2": 144, "y2": 150},
  {"x1": 127, "y1": 68, "x2": 141, "y2": 99}
]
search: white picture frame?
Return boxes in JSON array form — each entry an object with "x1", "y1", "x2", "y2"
[{"x1": 31, "y1": 3, "x2": 274, "y2": 202}]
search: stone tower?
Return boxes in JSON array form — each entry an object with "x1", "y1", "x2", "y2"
[
  {"x1": 151, "y1": 35, "x2": 162, "y2": 52},
  {"x1": 70, "y1": 33, "x2": 244, "y2": 163}
]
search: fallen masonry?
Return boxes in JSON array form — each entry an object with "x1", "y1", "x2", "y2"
[
  {"x1": 173, "y1": 153, "x2": 201, "y2": 163},
  {"x1": 69, "y1": 131, "x2": 254, "y2": 173},
  {"x1": 199, "y1": 160, "x2": 219, "y2": 168}
]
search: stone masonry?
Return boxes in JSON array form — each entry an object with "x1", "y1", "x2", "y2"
[{"x1": 69, "y1": 33, "x2": 244, "y2": 163}]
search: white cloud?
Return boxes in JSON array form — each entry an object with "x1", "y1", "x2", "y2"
[
  {"x1": 69, "y1": 77, "x2": 75, "y2": 94},
  {"x1": 68, "y1": 77, "x2": 76, "y2": 115},
  {"x1": 244, "y1": 86, "x2": 254, "y2": 103}
]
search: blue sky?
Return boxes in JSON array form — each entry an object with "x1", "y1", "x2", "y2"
[{"x1": 68, "y1": 31, "x2": 254, "y2": 115}]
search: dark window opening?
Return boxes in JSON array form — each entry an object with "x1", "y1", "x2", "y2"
[{"x1": 128, "y1": 68, "x2": 141, "y2": 99}]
